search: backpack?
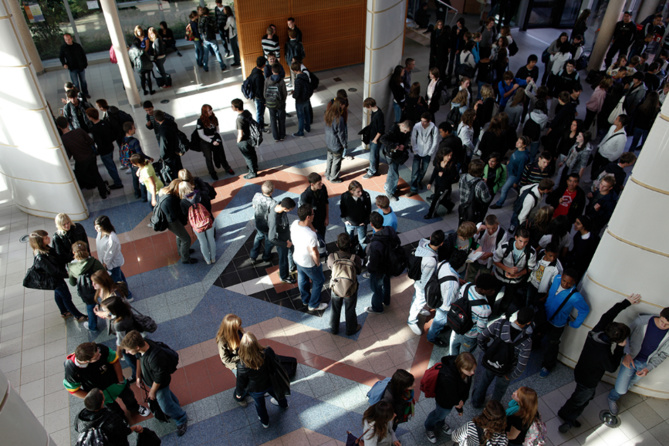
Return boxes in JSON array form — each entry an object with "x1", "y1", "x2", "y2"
[
  {"x1": 481, "y1": 321, "x2": 529, "y2": 376},
  {"x1": 245, "y1": 114, "x2": 264, "y2": 147},
  {"x1": 241, "y1": 74, "x2": 255, "y2": 99},
  {"x1": 77, "y1": 273, "x2": 96, "y2": 305},
  {"x1": 508, "y1": 40, "x2": 519, "y2": 56},
  {"x1": 185, "y1": 22, "x2": 194, "y2": 41},
  {"x1": 512, "y1": 187, "x2": 539, "y2": 221},
  {"x1": 176, "y1": 129, "x2": 190, "y2": 155},
  {"x1": 329, "y1": 252, "x2": 358, "y2": 298},
  {"x1": 265, "y1": 84, "x2": 280, "y2": 109},
  {"x1": 129, "y1": 46, "x2": 152, "y2": 73},
  {"x1": 523, "y1": 417, "x2": 547, "y2": 446},
  {"x1": 447, "y1": 284, "x2": 488, "y2": 334},
  {"x1": 188, "y1": 203, "x2": 213, "y2": 233},
  {"x1": 75, "y1": 427, "x2": 109, "y2": 446},
  {"x1": 406, "y1": 249, "x2": 424, "y2": 281},
  {"x1": 523, "y1": 116, "x2": 541, "y2": 142},
  {"x1": 367, "y1": 377, "x2": 391, "y2": 405},
  {"x1": 447, "y1": 105, "x2": 462, "y2": 126},
  {"x1": 308, "y1": 71, "x2": 320, "y2": 91},
  {"x1": 420, "y1": 362, "x2": 442, "y2": 398},
  {"x1": 119, "y1": 140, "x2": 132, "y2": 168},
  {"x1": 153, "y1": 340, "x2": 179, "y2": 374},
  {"x1": 149, "y1": 195, "x2": 169, "y2": 232},
  {"x1": 387, "y1": 240, "x2": 409, "y2": 277},
  {"x1": 456, "y1": 54, "x2": 476, "y2": 78},
  {"x1": 130, "y1": 306, "x2": 157, "y2": 333},
  {"x1": 425, "y1": 262, "x2": 459, "y2": 309},
  {"x1": 189, "y1": 128, "x2": 202, "y2": 152}
]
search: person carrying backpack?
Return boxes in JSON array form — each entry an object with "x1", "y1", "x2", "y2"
[
  {"x1": 264, "y1": 62, "x2": 288, "y2": 142},
  {"x1": 424, "y1": 353, "x2": 477, "y2": 443},
  {"x1": 492, "y1": 227, "x2": 536, "y2": 318},
  {"x1": 179, "y1": 181, "x2": 216, "y2": 264},
  {"x1": 471, "y1": 307, "x2": 534, "y2": 409},
  {"x1": 509, "y1": 179, "x2": 554, "y2": 232},
  {"x1": 121, "y1": 331, "x2": 188, "y2": 437},
  {"x1": 67, "y1": 241, "x2": 105, "y2": 331},
  {"x1": 448, "y1": 273, "x2": 497, "y2": 355},
  {"x1": 327, "y1": 233, "x2": 362, "y2": 336},
  {"x1": 291, "y1": 61, "x2": 313, "y2": 137},
  {"x1": 365, "y1": 212, "x2": 400, "y2": 314},
  {"x1": 425, "y1": 260, "x2": 460, "y2": 347},
  {"x1": 458, "y1": 160, "x2": 492, "y2": 225},
  {"x1": 75, "y1": 388, "x2": 143, "y2": 446},
  {"x1": 407, "y1": 230, "x2": 445, "y2": 336},
  {"x1": 231, "y1": 98, "x2": 260, "y2": 179}
]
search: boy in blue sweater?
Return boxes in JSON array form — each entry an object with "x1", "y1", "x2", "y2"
[
  {"x1": 490, "y1": 136, "x2": 530, "y2": 209},
  {"x1": 539, "y1": 269, "x2": 591, "y2": 378},
  {"x1": 121, "y1": 122, "x2": 150, "y2": 200}
]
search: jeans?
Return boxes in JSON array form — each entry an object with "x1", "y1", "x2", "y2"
[
  {"x1": 237, "y1": 140, "x2": 258, "y2": 175},
  {"x1": 367, "y1": 142, "x2": 380, "y2": 175},
  {"x1": 450, "y1": 332, "x2": 477, "y2": 355},
  {"x1": 295, "y1": 101, "x2": 311, "y2": 135},
  {"x1": 541, "y1": 323, "x2": 566, "y2": 370},
  {"x1": 162, "y1": 156, "x2": 183, "y2": 183},
  {"x1": 155, "y1": 386, "x2": 188, "y2": 426},
  {"x1": 558, "y1": 381, "x2": 596, "y2": 424},
  {"x1": 325, "y1": 150, "x2": 343, "y2": 181},
  {"x1": 609, "y1": 359, "x2": 647, "y2": 402},
  {"x1": 296, "y1": 264, "x2": 325, "y2": 309},
  {"x1": 138, "y1": 70, "x2": 153, "y2": 92},
  {"x1": 427, "y1": 308, "x2": 449, "y2": 343},
  {"x1": 471, "y1": 366, "x2": 511, "y2": 408},
  {"x1": 630, "y1": 128, "x2": 649, "y2": 152},
  {"x1": 194, "y1": 226, "x2": 216, "y2": 262},
  {"x1": 193, "y1": 40, "x2": 204, "y2": 66},
  {"x1": 109, "y1": 266, "x2": 132, "y2": 300},
  {"x1": 494, "y1": 175, "x2": 518, "y2": 206},
  {"x1": 250, "y1": 230, "x2": 273, "y2": 261},
  {"x1": 393, "y1": 102, "x2": 402, "y2": 123},
  {"x1": 69, "y1": 69, "x2": 89, "y2": 96},
  {"x1": 276, "y1": 245, "x2": 295, "y2": 280},
  {"x1": 529, "y1": 141, "x2": 540, "y2": 160},
  {"x1": 330, "y1": 293, "x2": 358, "y2": 334},
  {"x1": 424, "y1": 401, "x2": 452, "y2": 431},
  {"x1": 250, "y1": 388, "x2": 287, "y2": 425},
  {"x1": 153, "y1": 57, "x2": 167, "y2": 78},
  {"x1": 230, "y1": 36, "x2": 240, "y2": 64},
  {"x1": 345, "y1": 223, "x2": 367, "y2": 251},
  {"x1": 54, "y1": 281, "x2": 85, "y2": 318},
  {"x1": 100, "y1": 153, "x2": 122, "y2": 186},
  {"x1": 408, "y1": 287, "x2": 427, "y2": 325},
  {"x1": 167, "y1": 220, "x2": 192, "y2": 262},
  {"x1": 410, "y1": 154, "x2": 431, "y2": 192},
  {"x1": 369, "y1": 272, "x2": 390, "y2": 312},
  {"x1": 122, "y1": 350, "x2": 138, "y2": 380},
  {"x1": 202, "y1": 39, "x2": 225, "y2": 70},
  {"x1": 130, "y1": 165, "x2": 145, "y2": 199},
  {"x1": 384, "y1": 160, "x2": 401, "y2": 196},
  {"x1": 268, "y1": 107, "x2": 286, "y2": 140},
  {"x1": 86, "y1": 304, "x2": 98, "y2": 330},
  {"x1": 254, "y1": 98, "x2": 265, "y2": 127}
]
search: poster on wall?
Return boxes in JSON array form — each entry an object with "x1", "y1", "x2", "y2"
[
  {"x1": 86, "y1": 1, "x2": 99, "y2": 9},
  {"x1": 23, "y1": 3, "x2": 45, "y2": 23}
]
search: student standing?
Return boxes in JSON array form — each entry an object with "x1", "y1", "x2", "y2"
[
  {"x1": 268, "y1": 198, "x2": 297, "y2": 284},
  {"x1": 250, "y1": 181, "x2": 277, "y2": 264},
  {"x1": 197, "y1": 104, "x2": 233, "y2": 181},
  {"x1": 94, "y1": 215, "x2": 133, "y2": 300},
  {"x1": 324, "y1": 98, "x2": 348, "y2": 183},
  {"x1": 291, "y1": 204, "x2": 327, "y2": 312},
  {"x1": 327, "y1": 233, "x2": 362, "y2": 336},
  {"x1": 159, "y1": 180, "x2": 197, "y2": 264},
  {"x1": 231, "y1": 99, "x2": 260, "y2": 179},
  {"x1": 408, "y1": 230, "x2": 445, "y2": 336},
  {"x1": 363, "y1": 97, "x2": 386, "y2": 179},
  {"x1": 179, "y1": 182, "x2": 216, "y2": 264},
  {"x1": 340, "y1": 181, "x2": 371, "y2": 252},
  {"x1": 67, "y1": 241, "x2": 105, "y2": 331}
]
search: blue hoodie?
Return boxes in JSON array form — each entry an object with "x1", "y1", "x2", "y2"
[{"x1": 545, "y1": 275, "x2": 590, "y2": 328}]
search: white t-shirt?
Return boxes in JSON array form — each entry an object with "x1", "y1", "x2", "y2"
[{"x1": 290, "y1": 221, "x2": 318, "y2": 268}]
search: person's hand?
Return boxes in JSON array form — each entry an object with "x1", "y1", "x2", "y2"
[
  {"x1": 587, "y1": 192, "x2": 593, "y2": 199},
  {"x1": 397, "y1": 145, "x2": 405, "y2": 151},
  {"x1": 359, "y1": 223, "x2": 365, "y2": 227},
  {"x1": 148, "y1": 389, "x2": 156, "y2": 400},
  {"x1": 145, "y1": 121, "x2": 151, "y2": 128},
  {"x1": 512, "y1": 84, "x2": 519, "y2": 91},
  {"x1": 456, "y1": 400, "x2": 464, "y2": 409},
  {"x1": 393, "y1": 441, "x2": 401, "y2": 446},
  {"x1": 509, "y1": 266, "x2": 519, "y2": 274},
  {"x1": 286, "y1": 240, "x2": 293, "y2": 248},
  {"x1": 526, "y1": 76, "x2": 532, "y2": 84},
  {"x1": 627, "y1": 293, "x2": 641, "y2": 305},
  {"x1": 513, "y1": 183, "x2": 517, "y2": 188},
  {"x1": 427, "y1": 184, "x2": 432, "y2": 190},
  {"x1": 131, "y1": 425, "x2": 144, "y2": 433},
  {"x1": 482, "y1": 252, "x2": 493, "y2": 260},
  {"x1": 594, "y1": 203, "x2": 601, "y2": 212},
  {"x1": 61, "y1": 98, "x2": 67, "y2": 104},
  {"x1": 324, "y1": 217, "x2": 329, "y2": 227},
  {"x1": 636, "y1": 368, "x2": 649, "y2": 377},
  {"x1": 63, "y1": 64, "x2": 68, "y2": 69},
  {"x1": 213, "y1": 141, "x2": 219, "y2": 146},
  {"x1": 618, "y1": 339, "x2": 627, "y2": 347},
  {"x1": 136, "y1": 380, "x2": 143, "y2": 390},
  {"x1": 622, "y1": 354, "x2": 633, "y2": 368},
  {"x1": 151, "y1": 197, "x2": 157, "y2": 207}
]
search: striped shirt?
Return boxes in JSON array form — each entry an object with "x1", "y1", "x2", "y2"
[
  {"x1": 519, "y1": 161, "x2": 550, "y2": 186},
  {"x1": 261, "y1": 34, "x2": 280, "y2": 59},
  {"x1": 478, "y1": 318, "x2": 533, "y2": 379},
  {"x1": 452, "y1": 421, "x2": 509, "y2": 446}
]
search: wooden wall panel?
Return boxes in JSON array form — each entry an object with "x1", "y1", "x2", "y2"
[{"x1": 235, "y1": 0, "x2": 366, "y2": 78}]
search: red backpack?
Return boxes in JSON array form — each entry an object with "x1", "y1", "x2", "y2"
[
  {"x1": 420, "y1": 362, "x2": 442, "y2": 398},
  {"x1": 188, "y1": 203, "x2": 213, "y2": 233}
]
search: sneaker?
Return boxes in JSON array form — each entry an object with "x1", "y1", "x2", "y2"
[
  {"x1": 419, "y1": 309, "x2": 431, "y2": 317},
  {"x1": 258, "y1": 416, "x2": 269, "y2": 428},
  {"x1": 607, "y1": 398, "x2": 619, "y2": 416},
  {"x1": 308, "y1": 302, "x2": 328, "y2": 311},
  {"x1": 181, "y1": 258, "x2": 198, "y2": 264},
  {"x1": 362, "y1": 173, "x2": 374, "y2": 179},
  {"x1": 558, "y1": 422, "x2": 571, "y2": 433},
  {"x1": 281, "y1": 277, "x2": 296, "y2": 284},
  {"x1": 366, "y1": 306, "x2": 383, "y2": 314},
  {"x1": 441, "y1": 424, "x2": 452, "y2": 436},
  {"x1": 431, "y1": 338, "x2": 449, "y2": 348},
  {"x1": 331, "y1": 178, "x2": 343, "y2": 183},
  {"x1": 236, "y1": 398, "x2": 248, "y2": 407},
  {"x1": 137, "y1": 405, "x2": 151, "y2": 417},
  {"x1": 83, "y1": 322, "x2": 97, "y2": 331},
  {"x1": 426, "y1": 430, "x2": 437, "y2": 443},
  {"x1": 344, "y1": 155, "x2": 355, "y2": 160},
  {"x1": 125, "y1": 296, "x2": 134, "y2": 303},
  {"x1": 292, "y1": 132, "x2": 305, "y2": 137},
  {"x1": 346, "y1": 324, "x2": 363, "y2": 336},
  {"x1": 76, "y1": 316, "x2": 88, "y2": 322},
  {"x1": 362, "y1": 272, "x2": 370, "y2": 279},
  {"x1": 407, "y1": 191, "x2": 417, "y2": 197},
  {"x1": 109, "y1": 184, "x2": 123, "y2": 190},
  {"x1": 244, "y1": 173, "x2": 258, "y2": 179},
  {"x1": 408, "y1": 322, "x2": 422, "y2": 335},
  {"x1": 269, "y1": 397, "x2": 280, "y2": 406},
  {"x1": 177, "y1": 420, "x2": 188, "y2": 436},
  {"x1": 539, "y1": 367, "x2": 550, "y2": 378},
  {"x1": 386, "y1": 194, "x2": 398, "y2": 202}
]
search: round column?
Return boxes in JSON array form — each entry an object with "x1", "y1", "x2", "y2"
[
  {"x1": 587, "y1": 0, "x2": 625, "y2": 71},
  {"x1": 7, "y1": 0, "x2": 43, "y2": 73},
  {"x1": 0, "y1": 370, "x2": 51, "y2": 445},
  {"x1": 559, "y1": 98, "x2": 669, "y2": 399},
  {"x1": 0, "y1": 0, "x2": 88, "y2": 220},
  {"x1": 637, "y1": 0, "x2": 662, "y2": 23}
]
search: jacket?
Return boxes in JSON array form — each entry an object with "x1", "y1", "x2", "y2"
[
  {"x1": 299, "y1": 185, "x2": 329, "y2": 230},
  {"x1": 235, "y1": 346, "x2": 278, "y2": 395},
  {"x1": 544, "y1": 275, "x2": 590, "y2": 328},
  {"x1": 624, "y1": 82, "x2": 647, "y2": 114},
  {"x1": 268, "y1": 207, "x2": 291, "y2": 248},
  {"x1": 62, "y1": 128, "x2": 96, "y2": 163},
  {"x1": 438, "y1": 133, "x2": 464, "y2": 165},
  {"x1": 59, "y1": 42, "x2": 88, "y2": 70},
  {"x1": 483, "y1": 164, "x2": 507, "y2": 194},
  {"x1": 515, "y1": 183, "x2": 542, "y2": 226},
  {"x1": 249, "y1": 67, "x2": 265, "y2": 100},
  {"x1": 390, "y1": 81, "x2": 406, "y2": 106},
  {"x1": 411, "y1": 122, "x2": 439, "y2": 157},
  {"x1": 63, "y1": 101, "x2": 92, "y2": 132},
  {"x1": 506, "y1": 149, "x2": 530, "y2": 179},
  {"x1": 179, "y1": 189, "x2": 210, "y2": 221},
  {"x1": 626, "y1": 315, "x2": 669, "y2": 371},
  {"x1": 217, "y1": 336, "x2": 241, "y2": 370},
  {"x1": 95, "y1": 232, "x2": 124, "y2": 270},
  {"x1": 264, "y1": 75, "x2": 287, "y2": 109},
  {"x1": 586, "y1": 86, "x2": 607, "y2": 112},
  {"x1": 325, "y1": 116, "x2": 348, "y2": 153},
  {"x1": 498, "y1": 78, "x2": 527, "y2": 108},
  {"x1": 340, "y1": 190, "x2": 372, "y2": 226},
  {"x1": 366, "y1": 227, "x2": 400, "y2": 275},
  {"x1": 199, "y1": 14, "x2": 217, "y2": 41},
  {"x1": 597, "y1": 125, "x2": 627, "y2": 162},
  {"x1": 63, "y1": 344, "x2": 120, "y2": 395},
  {"x1": 452, "y1": 421, "x2": 509, "y2": 446},
  {"x1": 140, "y1": 339, "x2": 174, "y2": 388},
  {"x1": 519, "y1": 161, "x2": 550, "y2": 186},
  {"x1": 252, "y1": 193, "x2": 277, "y2": 233},
  {"x1": 458, "y1": 173, "x2": 491, "y2": 206},
  {"x1": 214, "y1": 5, "x2": 227, "y2": 32},
  {"x1": 224, "y1": 15, "x2": 237, "y2": 40},
  {"x1": 52, "y1": 223, "x2": 88, "y2": 264},
  {"x1": 293, "y1": 72, "x2": 312, "y2": 103},
  {"x1": 75, "y1": 407, "x2": 131, "y2": 446},
  {"x1": 284, "y1": 39, "x2": 305, "y2": 62},
  {"x1": 160, "y1": 193, "x2": 187, "y2": 225},
  {"x1": 585, "y1": 190, "x2": 618, "y2": 231},
  {"x1": 493, "y1": 240, "x2": 537, "y2": 284},
  {"x1": 67, "y1": 256, "x2": 104, "y2": 288},
  {"x1": 479, "y1": 318, "x2": 533, "y2": 379},
  {"x1": 90, "y1": 120, "x2": 116, "y2": 156},
  {"x1": 369, "y1": 108, "x2": 385, "y2": 142},
  {"x1": 157, "y1": 118, "x2": 181, "y2": 160},
  {"x1": 32, "y1": 248, "x2": 68, "y2": 290},
  {"x1": 546, "y1": 184, "x2": 586, "y2": 222},
  {"x1": 574, "y1": 299, "x2": 630, "y2": 387},
  {"x1": 435, "y1": 355, "x2": 472, "y2": 409},
  {"x1": 414, "y1": 238, "x2": 438, "y2": 290}
]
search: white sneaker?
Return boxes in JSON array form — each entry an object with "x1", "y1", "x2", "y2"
[
  {"x1": 419, "y1": 309, "x2": 431, "y2": 317},
  {"x1": 137, "y1": 405, "x2": 151, "y2": 417},
  {"x1": 308, "y1": 302, "x2": 328, "y2": 311},
  {"x1": 408, "y1": 322, "x2": 422, "y2": 335},
  {"x1": 269, "y1": 397, "x2": 280, "y2": 406}
]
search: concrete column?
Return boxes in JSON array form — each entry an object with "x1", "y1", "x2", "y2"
[
  {"x1": 7, "y1": 0, "x2": 43, "y2": 73},
  {"x1": 587, "y1": 0, "x2": 625, "y2": 71},
  {"x1": 363, "y1": 0, "x2": 406, "y2": 129},
  {"x1": 559, "y1": 99, "x2": 669, "y2": 399},
  {"x1": 637, "y1": 0, "x2": 662, "y2": 23},
  {"x1": 99, "y1": 0, "x2": 141, "y2": 107},
  {"x1": 0, "y1": 370, "x2": 51, "y2": 445},
  {"x1": 0, "y1": 0, "x2": 88, "y2": 220}
]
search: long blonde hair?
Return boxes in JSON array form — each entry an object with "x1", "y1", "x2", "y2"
[
  {"x1": 55, "y1": 213, "x2": 74, "y2": 234},
  {"x1": 215, "y1": 314, "x2": 244, "y2": 350},
  {"x1": 238, "y1": 332, "x2": 265, "y2": 370}
]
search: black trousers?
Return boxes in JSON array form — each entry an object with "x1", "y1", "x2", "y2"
[
  {"x1": 200, "y1": 140, "x2": 231, "y2": 176},
  {"x1": 541, "y1": 323, "x2": 566, "y2": 370},
  {"x1": 106, "y1": 381, "x2": 140, "y2": 417},
  {"x1": 237, "y1": 140, "x2": 258, "y2": 174},
  {"x1": 427, "y1": 186, "x2": 454, "y2": 217},
  {"x1": 162, "y1": 156, "x2": 183, "y2": 183},
  {"x1": 75, "y1": 157, "x2": 108, "y2": 198},
  {"x1": 495, "y1": 280, "x2": 527, "y2": 317},
  {"x1": 330, "y1": 293, "x2": 358, "y2": 334},
  {"x1": 558, "y1": 381, "x2": 596, "y2": 424}
]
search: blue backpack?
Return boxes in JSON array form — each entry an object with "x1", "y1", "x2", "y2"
[{"x1": 367, "y1": 377, "x2": 391, "y2": 405}]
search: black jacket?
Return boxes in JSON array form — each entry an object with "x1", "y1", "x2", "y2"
[
  {"x1": 63, "y1": 101, "x2": 92, "y2": 132},
  {"x1": 546, "y1": 185, "x2": 586, "y2": 223},
  {"x1": 340, "y1": 191, "x2": 372, "y2": 226},
  {"x1": 52, "y1": 223, "x2": 88, "y2": 264},
  {"x1": 390, "y1": 81, "x2": 406, "y2": 106},
  {"x1": 293, "y1": 72, "x2": 312, "y2": 103},
  {"x1": 612, "y1": 20, "x2": 637, "y2": 46},
  {"x1": 76, "y1": 406, "x2": 131, "y2": 446},
  {"x1": 268, "y1": 207, "x2": 291, "y2": 248},
  {"x1": 59, "y1": 42, "x2": 88, "y2": 70},
  {"x1": 564, "y1": 232, "x2": 600, "y2": 276},
  {"x1": 159, "y1": 194, "x2": 186, "y2": 225},
  {"x1": 574, "y1": 299, "x2": 630, "y2": 387},
  {"x1": 90, "y1": 120, "x2": 116, "y2": 156},
  {"x1": 439, "y1": 134, "x2": 464, "y2": 166},
  {"x1": 235, "y1": 346, "x2": 277, "y2": 395},
  {"x1": 369, "y1": 108, "x2": 386, "y2": 142},
  {"x1": 435, "y1": 355, "x2": 472, "y2": 409},
  {"x1": 300, "y1": 185, "x2": 329, "y2": 230},
  {"x1": 250, "y1": 67, "x2": 265, "y2": 100},
  {"x1": 33, "y1": 248, "x2": 68, "y2": 290},
  {"x1": 380, "y1": 125, "x2": 411, "y2": 151},
  {"x1": 140, "y1": 339, "x2": 174, "y2": 388},
  {"x1": 64, "y1": 344, "x2": 118, "y2": 393},
  {"x1": 366, "y1": 226, "x2": 400, "y2": 275},
  {"x1": 158, "y1": 118, "x2": 180, "y2": 160}
]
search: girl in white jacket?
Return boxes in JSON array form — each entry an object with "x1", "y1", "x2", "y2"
[{"x1": 94, "y1": 215, "x2": 133, "y2": 301}]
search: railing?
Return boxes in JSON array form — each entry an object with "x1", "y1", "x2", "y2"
[{"x1": 436, "y1": 0, "x2": 459, "y2": 27}]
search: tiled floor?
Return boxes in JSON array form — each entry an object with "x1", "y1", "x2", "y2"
[{"x1": 1, "y1": 14, "x2": 667, "y2": 446}]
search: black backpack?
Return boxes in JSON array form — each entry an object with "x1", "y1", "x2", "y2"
[
  {"x1": 447, "y1": 105, "x2": 462, "y2": 126},
  {"x1": 149, "y1": 195, "x2": 169, "y2": 232},
  {"x1": 189, "y1": 128, "x2": 202, "y2": 152},
  {"x1": 77, "y1": 273, "x2": 96, "y2": 305},
  {"x1": 241, "y1": 74, "x2": 255, "y2": 99},
  {"x1": 512, "y1": 187, "x2": 539, "y2": 221},
  {"x1": 305, "y1": 69, "x2": 319, "y2": 91},
  {"x1": 425, "y1": 262, "x2": 459, "y2": 309},
  {"x1": 407, "y1": 249, "x2": 424, "y2": 281},
  {"x1": 481, "y1": 321, "x2": 529, "y2": 376},
  {"x1": 245, "y1": 114, "x2": 263, "y2": 147},
  {"x1": 447, "y1": 284, "x2": 488, "y2": 334},
  {"x1": 153, "y1": 340, "x2": 179, "y2": 374},
  {"x1": 75, "y1": 426, "x2": 109, "y2": 446},
  {"x1": 176, "y1": 129, "x2": 190, "y2": 156},
  {"x1": 523, "y1": 117, "x2": 541, "y2": 142},
  {"x1": 387, "y1": 240, "x2": 409, "y2": 277}
]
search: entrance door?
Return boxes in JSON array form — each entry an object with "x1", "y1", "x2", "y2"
[{"x1": 522, "y1": 0, "x2": 582, "y2": 29}]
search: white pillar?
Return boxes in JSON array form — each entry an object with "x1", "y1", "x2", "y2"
[
  {"x1": 7, "y1": 0, "x2": 43, "y2": 73},
  {"x1": 0, "y1": 0, "x2": 88, "y2": 220},
  {"x1": 363, "y1": 0, "x2": 406, "y2": 128},
  {"x1": 0, "y1": 370, "x2": 52, "y2": 445},
  {"x1": 559, "y1": 100, "x2": 669, "y2": 399},
  {"x1": 99, "y1": 0, "x2": 141, "y2": 107},
  {"x1": 587, "y1": 0, "x2": 625, "y2": 71},
  {"x1": 637, "y1": 0, "x2": 661, "y2": 23}
]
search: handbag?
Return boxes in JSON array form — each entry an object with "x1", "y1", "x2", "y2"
[
  {"x1": 346, "y1": 428, "x2": 371, "y2": 446},
  {"x1": 267, "y1": 349, "x2": 291, "y2": 399},
  {"x1": 608, "y1": 96, "x2": 626, "y2": 124},
  {"x1": 141, "y1": 383, "x2": 171, "y2": 423},
  {"x1": 130, "y1": 306, "x2": 157, "y2": 333},
  {"x1": 23, "y1": 256, "x2": 53, "y2": 290}
]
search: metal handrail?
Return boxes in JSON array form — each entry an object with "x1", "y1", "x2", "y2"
[{"x1": 435, "y1": 0, "x2": 459, "y2": 26}]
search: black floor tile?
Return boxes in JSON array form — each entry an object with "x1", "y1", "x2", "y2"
[{"x1": 237, "y1": 267, "x2": 260, "y2": 282}]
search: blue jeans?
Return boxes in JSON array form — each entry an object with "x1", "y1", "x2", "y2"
[
  {"x1": 425, "y1": 401, "x2": 452, "y2": 430},
  {"x1": 230, "y1": 36, "x2": 240, "y2": 64},
  {"x1": 100, "y1": 153, "x2": 122, "y2": 186},
  {"x1": 276, "y1": 245, "x2": 295, "y2": 280},
  {"x1": 345, "y1": 223, "x2": 367, "y2": 251},
  {"x1": 369, "y1": 272, "x2": 390, "y2": 312},
  {"x1": 450, "y1": 332, "x2": 478, "y2": 355},
  {"x1": 54, "y1": 281, "x2": 85, "y2": 318},
  {"x1": 109, "y1": 266, "x2": 132, "y2": 300},
  {"x1": 122, "y1": 350, "x2": 138, "y2": 380},
  {"x1": 471, "y1": 366, "x2": 511, "y2": 408},
  {"x1": 427, "y1": 308, "x2": 449, "y2": 343},
  {"x1": 193, "y1": 40, "x2": 204, "y2": 66},
  {"x1": 202, "y1": 39, "x2": 225, "y2": 70},
  {"x1": 295, "y1": 101, "x2": 311, "y2": 135},
  {"x1": 250, "y1": 388, "x2": 287, "y2": 425},
  {"x1": 254, "y1": 98, "x2": 265, "y2": 127},
  {"x1": 393, "y1": 102, "x2": 402, "y2": 123},
  {"x1": 69, "y1": 69, "x2": 88, "y2": 96},
  {"x1": 410, "y1": 154, "x2": 431, "y2": 192},
  {"x1": 194, "y1": 226, "x2": 216, "y2": 262},
  {"x1": 130, "y1": 165, "x2": 145, "y2": 199},
  {"x1": 86, "y1": 304, "x2": 98, "y2": 330},
  {"x1": 296, "y1": 264, "x2": 325, "y2": 309},
  {"x1": 608, "y1": 359, "x2": 647, "y2": 402},
  {"x1": 155, "y1": 386, "x2": 187, "y2": 426},
  {"x1": 494, "y1": 175, "x2": 518, "y2": 206},
  {"x1": 630, "y1": 128, "x2": 649, "y2": 152},
  {"x1": 367, "y1": 142, "x2": 380, "y2": 176},
  {"x1": 250, "y1": 231, "x2": 273, "y2": 261},
  {"x1": 384, "y1": 160, "x2": 401, "y2": 196}
]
